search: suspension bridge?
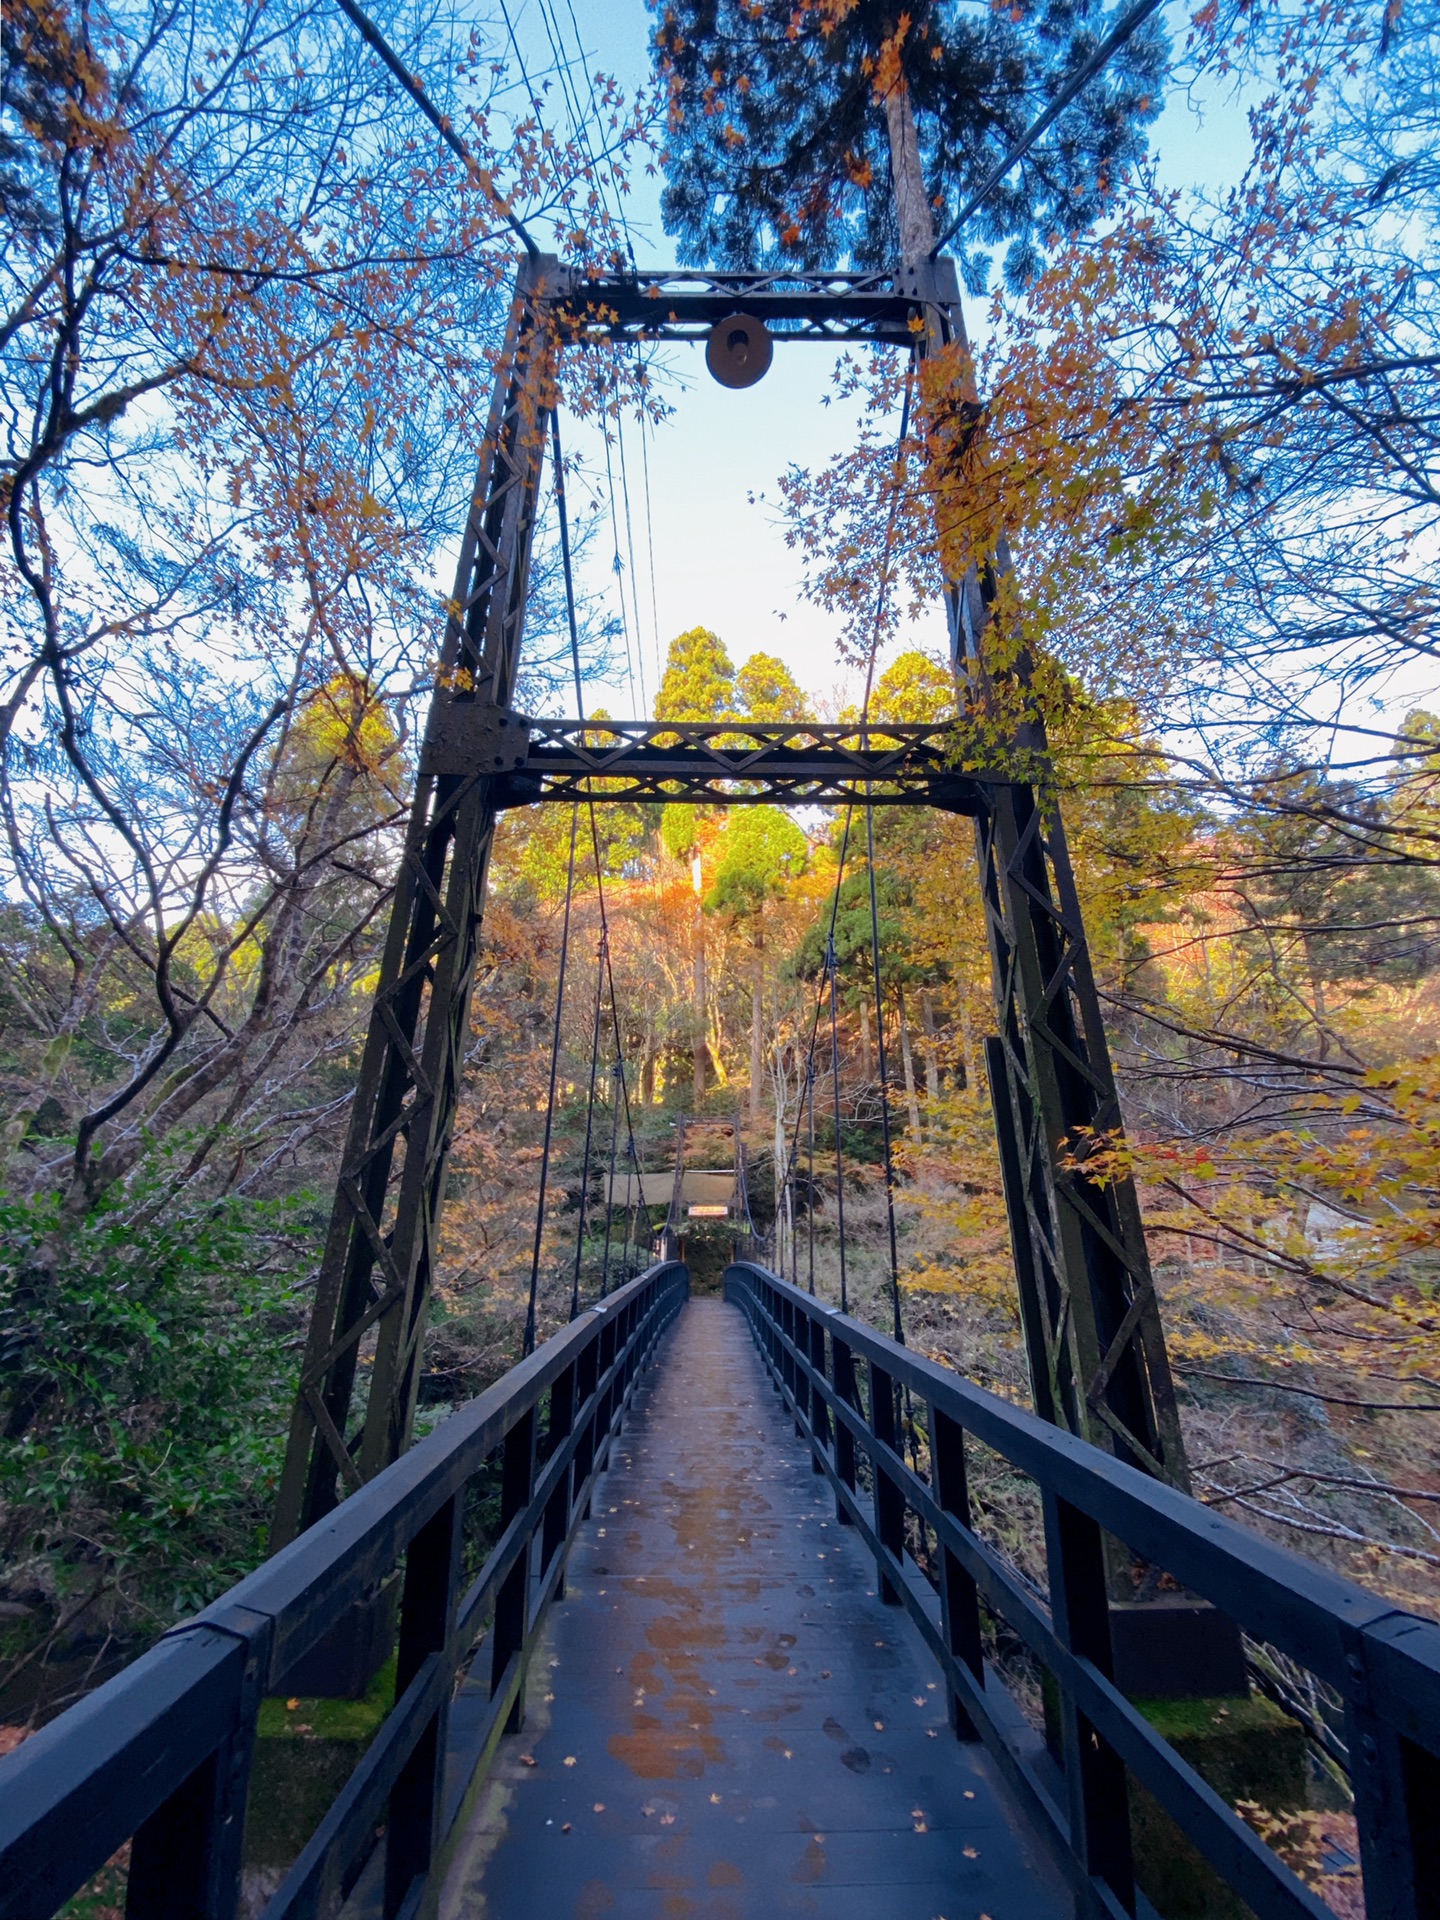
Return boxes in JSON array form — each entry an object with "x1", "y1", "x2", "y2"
[{"x1": 2, "y1": 261, "x2": 1437, "y2": 1920}]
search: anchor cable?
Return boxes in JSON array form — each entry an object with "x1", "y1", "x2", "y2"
[{"x1": 333, "y1": 0, "x2": 541, "y2": 258}]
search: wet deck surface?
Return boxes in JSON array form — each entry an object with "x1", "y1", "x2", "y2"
[{"x1": 440, "y1": 1295, "x2": 1066, "y2": 1920}]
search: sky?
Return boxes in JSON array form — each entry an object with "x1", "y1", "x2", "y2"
[{"x1": 493, "y1": 0, "x2": 1261, "y2": 722}]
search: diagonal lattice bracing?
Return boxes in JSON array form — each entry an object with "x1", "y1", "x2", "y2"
[{"x1": 271, "y1": 260, "x2": 557, "y2": 1545}]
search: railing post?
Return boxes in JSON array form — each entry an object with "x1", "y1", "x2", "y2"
[
  {"x1": 491, "y1": 1407, "x2": 537, "y2": 1733},
  {"x1": 541, "y1": 1363, "x2": 577, "y2": 1601},
  {"x1": 1345, "y1": 1624, "x2": 1440, "y2": 1920},
  {"x1": 869, "y1": 1360, "x2": 905, "y2": 1606},
  {"x1": 125, "y1": 1636, "x2": 262, "y2": 1920},
  {"x1": 931, "y1": 1406, "x2": 983, "y2": 1740},
  {"x1": 1045, "y1": 1495, "x2": 1135, "y2": 1912},
  {"x1": 832, "y1": 1332, "x2": 858, "y2": 1525},
  {"x1": 785, "y1": 1298, "x2": 803, "y2": 1435},
  {"x1": 385, "y1": 1491, "x2": 463, "y2": 1916},
  {"x1": 595, "y1": 1316, "x2": 618, "y2": 1468},
  {"x1": 806, "y1": 1311, "x2": 828, "y2": 1473},
  {"x1": 573, "y1": 1334, "x2": 600, "y2": 1521}
]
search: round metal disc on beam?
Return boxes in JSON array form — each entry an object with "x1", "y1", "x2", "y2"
[{"x1": 705, "y1": 311, "x2": 773, "y2": 388}]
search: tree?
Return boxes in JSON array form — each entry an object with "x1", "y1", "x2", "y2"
[
  {"x1": 707, "y1": 807, "x2": 808, "y2": 1124},
  {"x1": 654, "y1": 625, "x2": 736, "y2": 724},
  {"x1": 735, "y1": 652, "x2": 812, "y2": 724},
  {"x1": 652, "y1": 0, "x2": 1167, "y2": 283},
  {"x1": 0, "y1": 0, "x2": 638, "y2": 1217}
]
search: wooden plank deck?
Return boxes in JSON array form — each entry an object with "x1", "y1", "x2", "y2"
[{"x1": 440, "y1": 1295, "x2": 1068, "y2": 1920}]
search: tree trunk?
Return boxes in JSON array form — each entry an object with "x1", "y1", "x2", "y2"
[
  {"x1": 692, "y1": 854, "x2": 707, "y2": 1107},
  {"x1": 896, "y1": 982, "x2": 922, "y2": 1141},
  {"x1": 750, "y1": 914, "x2": 765, "y2": 1127},
  {"x1": 920, "y1": 988, "x2": 941, "y2": 1104},
  {"x1": 858, "y1": 995, "x2": 874, "y2": 1083},
  {"x1": 882, "y1": 72, "x2": 937, "y2": 260}
]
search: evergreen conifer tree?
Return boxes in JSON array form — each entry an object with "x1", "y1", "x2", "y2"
[{"x1": 652, "y1": 0, "x2": 1166, "y2": 286}]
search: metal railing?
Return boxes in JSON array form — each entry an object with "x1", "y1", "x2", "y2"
[
  {"x1": 726, "y1": 1261, "x2": 1440, "y2": 1920},
  {"x1": 0, "y1": 1261, "x2": 688, "y2": 1920}
]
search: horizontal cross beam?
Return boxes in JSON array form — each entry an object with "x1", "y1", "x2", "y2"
[
  {"x1": 549, "y1": 261, "x2": 958, "y2": 346},
  {"x1": 421, "y1": 713, "x2": 996, "y2": 811}
]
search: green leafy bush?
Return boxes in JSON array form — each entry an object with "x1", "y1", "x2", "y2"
[{"x1": 0, "y1": 1175, "x2": 311, "y2": 1627}]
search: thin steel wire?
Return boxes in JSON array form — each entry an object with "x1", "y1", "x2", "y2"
[
  {"x1": 569, "y1": 928, "x2": 608, "y2": 1319},
  {"x1": 864, "y1": 803, "x2": 905, "y2": 1346},
  {"x1": 524, "y1": 803, "x2": 580, "y2": 1356},
  {"x1": 551, "y1": 410, "x2": 660, "y2": 1260},
  {"x1": 826, "y1": 934, "x2": 849, "y2": 1315},
  {"x1": 774, "y1": 361, "x2": 915, "y2": 1304}
]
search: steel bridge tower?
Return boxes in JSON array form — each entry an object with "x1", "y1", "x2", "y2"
[{"x1": 271, "y1": 257, "x2": 1197, "y2": 1659}]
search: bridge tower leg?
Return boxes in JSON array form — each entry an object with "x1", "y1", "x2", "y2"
[
  {"x1": 906, "y1": 258, "x2": 1241, "y2": 1692},
  {"x1": 902, "y1": 257, "x2": 1188, "y2": 1494},
  {"x1": 270, "y1": 256, "x2": 557, "y2": 1555}
]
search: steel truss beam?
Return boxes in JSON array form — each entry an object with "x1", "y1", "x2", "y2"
[
  {"x1": 275, "y1": 250, "x2": 1189, "y2": 1552},
  {"x1": 551, "y1": 265, "x2": 926, "y2": 345},
  {"x1": 424, "y1": 714, "x2": 997, "y2": 811}
]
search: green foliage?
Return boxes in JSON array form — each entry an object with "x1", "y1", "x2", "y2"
[
  {"x1": 654, "y1": 626, "x2": 736, "y2": 723},
  {"x1": 653, "y1": 0, "x2": 1166, "y2": 284},
  {"x1": 707, "y1": 807, "x2": 808, "y2": 919},
  {"x1": 868, "y1": 649, "x2": 957, "y2": 724},
  {"x1": 0, "y1": 1166, "x2": 311, "y2": 1620},
  {"x1": 792, "y1": 860, "x2": 916, "y2": 989},
  {"x1": 661, "y1": 802, "x2": 702, "y2": 865},
  {"x1": 734, "y1": 652, "x2": 811, "y2": 723}
]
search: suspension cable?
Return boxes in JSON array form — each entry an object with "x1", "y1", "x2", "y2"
[
  {"x1": 524, "y1": 803, "x2": 580, "y2": 1356},
  {"x1": 334, "y1": 0, "x2": 541, "y2": 259},
  {"x1": 825, "y1": 934, "x2": 849, "y2": 1315},
  {"x1": 929, "y1": 0, "x2": 1165, "y2": 260},
  {"x1": 600, "y1": 1057, "x2": 623, "y2": 1295},
  {"x1": 775, "y1": 360, "x2": 915, "y2": 1306},
  {"x1": 864, "y1": 806, "x2": 905, "y2": 1345},
  {"x1": 550, "y1": 409, "x2": 660, "y2": 1262}
]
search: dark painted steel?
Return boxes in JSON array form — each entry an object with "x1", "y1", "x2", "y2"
[
  {"x1": 271, "y1": 255, "x2": 563, "y2": 1545},
  {"x1": 457, "y1": 1296, "x2": 1073, "y2": 1920},
  {"x1": 906, "y1": 254, "x2": 1189, "y2": 1491},
  {"x1": 727, "y1": 1260, "x2": 1440, "y2": 1920},
  {"x1": 552, "y1": 265, "x2": 923, "y2": 344},
  {"x1": 479, "y1": 715, "x2": 992, "y2": 810},
  {"x1": 0, "y1": 1263, "x2": 687, "y2": 1920},
  {"x1": 274, "y1": 250, "x2": 1192, "y2": 1563}
]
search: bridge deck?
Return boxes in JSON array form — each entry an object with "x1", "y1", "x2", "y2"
[{"x1": 440, "y1": 1296, "x2": 1067, "y2": 1920}]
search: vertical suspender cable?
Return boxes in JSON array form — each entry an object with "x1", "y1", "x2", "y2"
[
  {"x1": 806, "y1": 1058, "x2": 817, "y2": 1296},
  {"x1": 826, "y1": 934, "x2": 849, "y2": 1314},
  {"x1": 524, "y1": 803, "x2": 580, "y2": 1355},
  {"x1": 569, "y1": 927, "x2": 607, "y2": 1319},
  {"x1": 550, "y1": 410, "x2": 662, "y2": 1264},
  {"x1": 600, "y1": 1056, "x2": 623, "y2": 1295},
  {"x1": 865, "y1": 806, "x2": 905, "y2": 1346}
]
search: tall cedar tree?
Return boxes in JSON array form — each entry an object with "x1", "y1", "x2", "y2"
[{"x1": 651, "y1": 0, "x2": 1167, "y2": 284}]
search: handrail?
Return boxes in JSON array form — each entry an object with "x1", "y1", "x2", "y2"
[
  {"x1": 0, "y1": 1261, "x2": 689, "y2": 1920},
  {"x1": 726, "y1": 1261, "x2": 1440, "y2": 1920}
]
